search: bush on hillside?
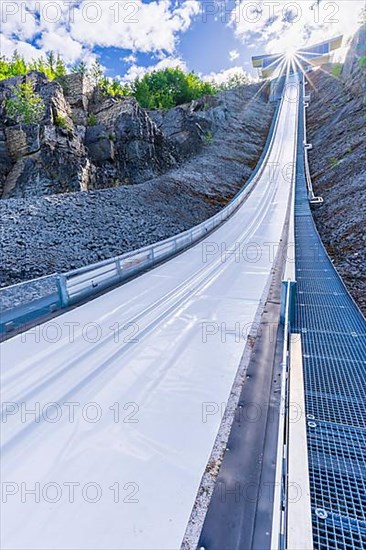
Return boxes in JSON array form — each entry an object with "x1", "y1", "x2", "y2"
[
  {"x1": 133, "y1": 68, "x2": 218, "y2": 109},
  {"x1": 0, "y1": 52, "x2": 249, "y2": 110},
  {"x1": 5, "y1": 82, "x2": 45, "y2": 125}
]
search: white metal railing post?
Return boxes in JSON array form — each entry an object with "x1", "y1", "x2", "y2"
[
  {"x1": 57, "y1": 275, "x2": 70, "y2": 308},
  {"x1": 115, "y1": 258, "x2": 123, "y2": 281},
  {"x1": 303, "y1": 80, "x2": 323, "y2": 204}
]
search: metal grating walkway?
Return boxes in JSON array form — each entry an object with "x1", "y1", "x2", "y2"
[{"x1": 293, "y1": 78, "x2": 366, "y2": 550}]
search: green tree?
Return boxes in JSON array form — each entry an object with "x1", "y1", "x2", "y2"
[
  {"x1": 218, "y1": 72, "x2": 250, "y2": 91},
  {"x1": 24, "y1": 52, "x2": 65, "y2": 81},
  {"x1": 90, "y1": 61, "x2": 104, "y2": 86},
  {"x1": 134, "y1": 78, "x2": 154, "y2": 108},
  {"x1": 0, "y1": 56, "x2": 12, "y2": 80},
  {"x1": 0, "y1": 53, "x2": 222, "y2": 108},
  {"x1": 5, "y1": 82, "x2": 45, "y2": 124},
  {"x1": 100, "y1": 76, "x2": 111, "y2": 95},
  {"x1": 132, "y1": 68, "x2": 218, "y2": 109},
  {"x1": 186, "y1": 72, "x2": 215, "y2": 98},
  {"x1": 55, "y1": 55, "x2": 67, "y2": 78},
  {"x1": 46, "y1": 51, "x2": 56, "y2": 75},
  {"x1": 99, "y1": 76, "x2": 132, "y2": 98},
  {"x1": 10, "y1": 51, "x2": 27, "y2": 77},
  {"x1": 29, "y1": 56, "x2": 48, "y2": 77},
  {"x1": 72, "y1": 61, "x2": 88, "y2": 76}
]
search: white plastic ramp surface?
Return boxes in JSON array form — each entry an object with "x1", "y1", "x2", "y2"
[{"x1": 0, "y1": 75, "x2": 299, "y2": 550}]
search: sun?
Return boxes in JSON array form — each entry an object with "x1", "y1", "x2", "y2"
[{"x1": 285, "y1": 46, "x2": 297, "y2": 60}]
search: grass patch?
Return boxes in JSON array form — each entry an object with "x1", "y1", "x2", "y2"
[
  {"x1": 331, "y1": 63, "x2": 343, "y2": 78},
  {"x1": 54, "y1": 114, "x2": 70, "y2": 130},
  {"x1": 204, "y1": 131, "x2": 213, "y2": 144},
  {"x1": 87, "y1": 113, "x2": 97, "y2": 127}
]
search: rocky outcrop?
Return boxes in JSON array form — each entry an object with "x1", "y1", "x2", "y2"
[
  {"x1": 0, "y1": 72, "x2": 94, "y2": 198},
  {"x1": 86, "y1": 96, "x2": 176, "y2": 187},
  {"x1": 306, "y1": 28, "x2": 366, "y2": 314},
  {"x1": 62, "y1": 72, "x2": 94, "y2": 126},
  {"x1": 342, "y1": 24, "x2": 366, "y2": 97},
  {"x1": 1, "y1": 71, "x2": 229, "y2": 198},
  {"x1": 149, "y1": 95, "x2": 221, "y2": 158},
  {"x1": 0, "y1": 128, "x2": 12, "y2": 196},
  {"x1": 0, "y1": 83, "x2": 274, "y2": 286}
]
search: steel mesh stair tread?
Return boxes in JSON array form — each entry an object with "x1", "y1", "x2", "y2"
[{"x1": 294, "y1": 79, "x2": 366, "y2": 550}]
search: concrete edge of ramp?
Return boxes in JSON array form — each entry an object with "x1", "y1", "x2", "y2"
[{"x1": 182, "y1": 193, "x2": 294, "y2": 549}]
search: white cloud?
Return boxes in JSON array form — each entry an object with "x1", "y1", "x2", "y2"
[
  {"x1": 0, "y1": 35, "x2": 44, "y2": 60},
  {"x1": 69, "y1": 0, "x2": 199, "y2": 54},
  {"x1": 0, "y1": 0, "x2": 200, "y2": 64},
  {"x1": 123, "y1": 54, "x2": 138, "y2": 64},
  {"x1": 122, "y1": 56, "x2": 188, "y2": 82},
  {"x1": 1, "y1": 1, "x2": 38, "y2": 41},
  {"x1": 203, "y1": 66, "x2": 256, "y2": 86},
  {"x1": 229, "y1": 49, "x2": 240, "y2": 61},
  {"x1": 229, "y1": 0, "x2": 365, "y2": 61},
  {"x1": 36, "y1": 31, "x2": 85, "y2": 64}
]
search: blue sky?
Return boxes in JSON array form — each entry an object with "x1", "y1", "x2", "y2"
[
  {"x1": 1, "y1": 1, "x2": 364, "y2": 83},
  {"x1": 97, "y1": 2, "x2": 249, "y2": 79}
]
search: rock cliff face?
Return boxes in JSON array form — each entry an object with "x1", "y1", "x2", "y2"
[
  {"x1": 1, "y1": 72, "x2": 259, "y2": 199},
  {"x1": 306, "y1": 25, "x2": 366, "y2": 314},
  {"x1": 342, "y1": 24, "x2": 365, "y2": 97},
  {"x1": 0, "y1": 71, "x2": 179, "y2": 198},
  {"x1": 0, "y1": 72, "x2": 93, "y2": 198},
  {"x1": 148, "y1": 94, "x2": 222, "y2": 159},
  {"x1": 86, "y1": 95, "x2": 176, "y2": 187},
  {"x1": 0, "y1": 82, "x2": 274, "y2": 286}
]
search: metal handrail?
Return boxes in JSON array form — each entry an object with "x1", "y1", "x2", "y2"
[
  {"x1": 271, "y1": 279, "x2": 292, "y2": 550},
  {"x1": 303, "y1": 82, "x2": 323, "y2": 204},
  {"x1": 1, "y1": 92, "x2": 285, "y2": 333},
  {"x1": 62, "y1": 96, "x2": 285, "y2": 306}
]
